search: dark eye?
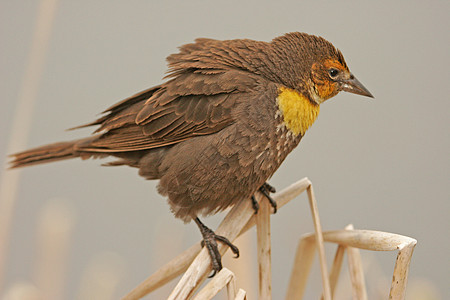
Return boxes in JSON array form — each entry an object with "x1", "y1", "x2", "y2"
[{"x1": 328, "y1": 68, "x2": 339, "y2": 79}]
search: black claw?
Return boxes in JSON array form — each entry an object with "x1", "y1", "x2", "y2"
[
  {"x1": 204, "y1": 238, "x2": 222, "y2": 276},
  {"x1": 251, "y1": 195, "x2": 259, "y2": 214},
  {"x1": 194, "y1": 217, "x2": 240, "y2": 276},
  {"x1": 259, "y1": 182, "x2": 278, "y2": 213},
  {"x1": 214, "y1": 235, "x2": 240, "y2": 258},
  {"x1": 208, "y1": 269, "x2": 217, "y2": 278},
  {"x1": 263, "y1": 182, "x2": 276, "y2": 193}
]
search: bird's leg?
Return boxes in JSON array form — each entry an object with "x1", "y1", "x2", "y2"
[
  {"x1": 252, "y1": 182, "x2": 277, "y2": 214},
  {"x1": 194, "y1": 217, "x2": 239, "y2": 277}
]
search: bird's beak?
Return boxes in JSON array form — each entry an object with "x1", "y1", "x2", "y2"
[{"x1": 340, "y1": 74, "x2": 374, "y2": 98}]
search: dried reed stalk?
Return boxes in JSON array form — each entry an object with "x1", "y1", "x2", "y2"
[
  {"x1": 123, "y1": 176, "x2": 417, "y2": 300},
  {"x1": 239, "y1": 178, "x2": 311, "y2": 235},
  {"x1": 326, "y1": 244, "x2": 345, "y2": 299},
  {"x1": 306, "y1": 185, "x2": 331, "y2": 300},
  {"x1": 285, "y1": 234, "x2": 317, "y2": 300},
  {"x1": 167, "y1": 192, "x2": 263, "y2": 300},
  {"x1": 191, "y1": 268, "x2": 237, "y2": 300},
  {"x1": 388, "y1": 239, "x2": 416, "y2": 299},
  {"x1": 234, "y1": 289, "x2": 247, "y2": 300},
  {"x1": 294, "y1": 228, "x2": 417, "y2": 300},
  {"x1": 122, "y1": 243, "x2": 202, "y2": 300},
  {"x1": 123, "y1": 177, "x2": 314, "y2": 299},
  {"x1": 345, "y1": 224, "x2": 368, "y2": 300},
  {"x1": 0, "y1": 0, "x2": 59, "y2": 289},
  {"x1": 315, "y1": 230, "x2": 416, "y2": 252},
  {"x1": 256, "y1": 198, "x2": 272, "y2": 299},
  {"x1": 223, "y1": 232, "x2": 255, "y2": 299}
]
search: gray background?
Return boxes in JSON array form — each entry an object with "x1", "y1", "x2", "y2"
[{"x1": 1, "y1": 1, "x2": 448, "y2": 299}]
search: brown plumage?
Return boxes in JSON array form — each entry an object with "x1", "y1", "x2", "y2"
[{"x1": 10, "y1": 32, "x2": 373, "y2": 273}]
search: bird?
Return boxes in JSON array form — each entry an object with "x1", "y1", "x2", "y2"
[{"x1": 10, "y1": 32, "x2": 373, "y2": 275}]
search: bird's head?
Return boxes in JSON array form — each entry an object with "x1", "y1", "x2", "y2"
[
  {"x1": 271, "y1": 32, "x2": 374, "y2": 104},
  {"x1": 309, "y1": 57, "x2": 373, "y2": 104}
]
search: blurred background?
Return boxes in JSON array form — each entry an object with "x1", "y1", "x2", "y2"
[{"x1": 1, "y1": 1, "x2": 448, "y2": 299}]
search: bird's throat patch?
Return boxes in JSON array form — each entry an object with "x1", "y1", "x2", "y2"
[{"x1": 276, "y1": 87, "x2": 320, "y2": 136}]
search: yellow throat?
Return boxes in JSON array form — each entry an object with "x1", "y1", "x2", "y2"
[{"x1": 277, "y1": 87, "x2": 320, "y2": 136}]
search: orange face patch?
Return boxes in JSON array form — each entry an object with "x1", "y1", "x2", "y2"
[
  {"x1": 315, "y1": 79, "x2": 337, "y2": 100},
  {"x1": 311, "y1": 59, "x2": 348, "y2": 101}
]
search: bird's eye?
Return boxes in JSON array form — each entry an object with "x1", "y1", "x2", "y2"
[{"x1": 328, "y1": 68, "x2": 339, "y2": 79}]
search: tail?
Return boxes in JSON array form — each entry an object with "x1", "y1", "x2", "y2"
[{"x1": 9, "y1": 137, "x2": 96, "y2": 169}]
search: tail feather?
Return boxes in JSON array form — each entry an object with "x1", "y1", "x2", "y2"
[{"x1": 10, "y1": 140, "x2": 84, "y2": 168}]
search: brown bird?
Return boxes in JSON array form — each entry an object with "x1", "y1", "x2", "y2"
[{"x1": 10, "y1": 32, "x2": 373, "y2": 274}]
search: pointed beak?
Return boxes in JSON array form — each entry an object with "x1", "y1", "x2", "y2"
[{"x1": 340, "y1": 74, "x2": 374, "y2": 98}]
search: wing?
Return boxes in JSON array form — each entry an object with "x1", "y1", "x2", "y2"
[
  {"x1": 77, "y1": 69, "x2": 260, "y2": 152},
  {"x1": 75, "y1": 38, "x2": 268, "y2": 153}
]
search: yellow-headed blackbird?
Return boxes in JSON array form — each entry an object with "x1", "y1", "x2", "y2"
[{"x1": 10, "y1": 32, "x2": 373, "y2": 273}]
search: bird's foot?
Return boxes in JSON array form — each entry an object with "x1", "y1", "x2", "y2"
[
  {"x1": 194, "y1": 217, "x2": 239, "y2": 277},
  {"x1": 252, "y1": 182, "x2": 277, "y2": 214}
]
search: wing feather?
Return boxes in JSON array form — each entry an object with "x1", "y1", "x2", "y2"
[{"x1": 72, "y1": 38, "x2": 266, "y2": 153}]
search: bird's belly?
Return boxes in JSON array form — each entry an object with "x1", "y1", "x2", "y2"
[{"x1": 155, "y1": 121, "x2": 302, "y2": 222}]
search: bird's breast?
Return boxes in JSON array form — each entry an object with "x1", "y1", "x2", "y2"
[{"x1": 275, "y1": 86, "x2": 320, "y2": 136}]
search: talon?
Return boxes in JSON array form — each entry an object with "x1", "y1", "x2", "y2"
[
  {"x1": 215, "y1": 235, "x2": 240, "y2": 258},
  {"x1": 195, "y1": 217, "x2": 240, "y2": 276},
  {"x1": 251, "y1": 195, "x2": 259, "y2": 214},
  {"x1": 263, "y1": 182, "x2": 276, "y2": 193},
  {"x1": 259, "y1": 182, "x2": 277, "y2": 213},
  {"x1": 208, "y1": 270, "x2": 217, "y2": 278}
]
